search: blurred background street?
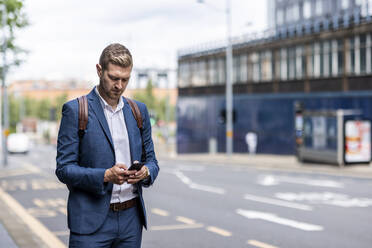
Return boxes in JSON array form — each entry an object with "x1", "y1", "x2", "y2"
[
  {"x1": 0, "y1": 143, "x2": 371, "y2": 248},
  {"x1": 0, "y1": 0, "x2": 372, "y2": 247}
]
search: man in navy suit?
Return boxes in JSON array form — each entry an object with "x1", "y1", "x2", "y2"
[{"x1": 56, "y1": 43, "x2": 159, "y2": 248}]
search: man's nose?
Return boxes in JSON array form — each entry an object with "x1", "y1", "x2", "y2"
[{"x1": 115, "y1": 81, "x2": 123, "y2": 89}]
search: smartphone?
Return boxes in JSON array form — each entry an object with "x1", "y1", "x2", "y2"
[{"x1": 129, "y1": 162, "x2": 144, "y2": 171}]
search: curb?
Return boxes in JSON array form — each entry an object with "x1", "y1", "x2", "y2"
[{"x1": 158, "y1": 154, "x2": 372, "y2": 179}]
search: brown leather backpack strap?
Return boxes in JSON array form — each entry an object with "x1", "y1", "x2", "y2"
[
  {"x1": 126, "y1": 98, "x2": 143, "y2": 130},
  {"x1": 125, "y1": 97, "x2": 146, "y2": 162},
  {"x1": 77, "y1": 95, "x2": 88, "y2": 135}
]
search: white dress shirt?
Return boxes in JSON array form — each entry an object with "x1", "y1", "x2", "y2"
[{"x1": 95, "y1": 87, "x2": 137, "y2": 203}]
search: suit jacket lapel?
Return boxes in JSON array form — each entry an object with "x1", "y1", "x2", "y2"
[
  {"x1": 87, "y1": 89, "x2": 115, "y2": 151},
  {"x1": 123, "y1": 97, "x2": 137, "y2": 162}
]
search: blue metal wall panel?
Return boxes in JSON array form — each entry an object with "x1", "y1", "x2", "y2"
[{"x1": 177, "y1": 91, "x2": 372, "y2": 155}]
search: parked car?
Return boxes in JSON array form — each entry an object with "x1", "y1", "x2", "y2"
[{"x1": 7, "y1": 133, "x2": 30, "y2": 154}]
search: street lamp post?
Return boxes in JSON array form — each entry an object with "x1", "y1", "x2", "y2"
[
  {"x1": 198, "y1": 0, "x2": 234, "y2": 155},
  {"x1": 1, "y1": 5, "x2": 8, "y2": 166}
]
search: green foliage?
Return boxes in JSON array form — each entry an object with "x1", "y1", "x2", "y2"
[
  {"x1": 9, "y1": 93, "x2": 68, "y2": 131},
  {"x1": 133, "y1": 80, "x2": 175, "y2": 123},
  {"x1": 0, "y1": 0, "x2": 28, "y2": 74},
  {"x1": 54, "y1": 93, "x2": 67, "y2": 121}
]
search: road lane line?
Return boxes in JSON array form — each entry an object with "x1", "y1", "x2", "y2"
[
  {"x1": 244, "y1": 194, "x2": 313, "y2": 211},
  {"x1": 0, "y1": 187, "x2": 66, "y2": 248},
  {"x1": 174, "y1": 171, "x2": 226, "y2": 195},
  {"x1": 247, "y1": 240, "x2": 279, "y2": 248},
  {"x1": 150, "y1": 223, "x2": 204, "y2": 231},
  {"x1": 258, "y1": 175, "x2": 344, "y2": 188},
  {"x1": 237, "y1": 209, "x2": 323, "y2": 231},
  {"x1": 176, "y1": 216, "x2": 196, "y2": 225},
  {"x1": 151, "y1": 208, "x2": 170, "y2": 216},
  {"x1": 206, "y1": 226, "x2": 232, "y2": 237},
  {"x1": 189, "y1": 183, "x2": 225, "y2": 194}
]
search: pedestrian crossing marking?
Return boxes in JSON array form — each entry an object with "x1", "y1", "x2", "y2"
[
  {"x1": 247, "y1": 240, "x2": 279, "y2": 248},
  {"x1": 176, "y1": 216, "x2": 196, "y2": 225},
  {"x1": 151, "y1": 208, "x2": 169, "y2": 216},
  {"x1": 0, "y1": 179, "x2": 64, "y2": 191},
  {"x1": 206, "y1": 226, "x2": 232, "y2": 237}
]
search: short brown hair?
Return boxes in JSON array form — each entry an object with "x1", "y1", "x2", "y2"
[{"x1": 99, "y1": 43, "x2": 133, "y2": 71}]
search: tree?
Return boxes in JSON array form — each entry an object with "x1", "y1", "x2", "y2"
[
  {"x1": 0, "y1": 0, "x2": 28, "y2": 75},
  {"x1": 133, "y1": 80, "x2": 175, "y2": 124}
]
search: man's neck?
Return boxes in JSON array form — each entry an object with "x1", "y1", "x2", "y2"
[{"x1": 97, "y1": 85, "x2": 118, "y2": 109}]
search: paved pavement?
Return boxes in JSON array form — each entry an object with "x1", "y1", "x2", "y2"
[
  {"x1": 0, "y1": 143, "x2": 371, "y2": 247},
  {"x1": 158, "y1": 152, "x2": 372, "y2": 178}
]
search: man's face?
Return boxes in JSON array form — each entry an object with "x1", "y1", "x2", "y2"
[{"x1": 96, "y1": 63, "x2": 132, "y2": 103}]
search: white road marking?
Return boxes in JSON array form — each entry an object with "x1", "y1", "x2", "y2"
[
  {"x1": 257, "y1": 175, "x2": 344, "y2": 188},
  {"x1": 0, "y1": 187, "x2": 66, "y2": 248},
  {"x1": 176, "y1": 216, "x2": 196, "y2": 225},
  {"x1": 150, "y1": 223, "x2": 204, "y2": 231},
  {"x1": 244, "y1": 194, "x2": 313, "y2": 211},
  {"x1": 276, "y1": 192, "x2": 372, "y2": 208},
  {"x1": 237, "y1": 209, "x2": 323, "y2": 231},
  {"x1": 247, "y1": 240, "x2": 279, "y2": 248},
  {"x1": 151, "y1": 208, "x2": 170, "y2": 217},
  {"x1": 0, "y1": 179, "x2": 64, "y2": 191},
  {"x1": 206, "y1": 226, "x2": 232, "y2": 237},
  {"x1": 174, "y1": 171, "x2": 225, "y2": 195},
  {"x1": 27, "y1": 208, "x2": 57, "y2": 218}
]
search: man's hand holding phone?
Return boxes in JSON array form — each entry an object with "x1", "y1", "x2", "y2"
[{"x1": 127, "y1": 161, "x2": 149, "y2": 184}]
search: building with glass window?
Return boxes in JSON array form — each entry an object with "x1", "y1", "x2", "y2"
[{"x1": 177, "y1": 0, "x2": 372, "y2": 154}]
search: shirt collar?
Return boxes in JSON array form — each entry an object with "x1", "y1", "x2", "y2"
[{"x1": 95, "y1": 86, "x2": 124, "y2": 112}]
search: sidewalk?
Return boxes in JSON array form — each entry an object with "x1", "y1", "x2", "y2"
[{"x1": 158, "y1": 152, "x2": 372, "y2": 178}]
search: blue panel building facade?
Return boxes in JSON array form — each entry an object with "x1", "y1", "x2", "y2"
[{"x1": 177, "y1": 0, "x2": 372, "y2": 154}]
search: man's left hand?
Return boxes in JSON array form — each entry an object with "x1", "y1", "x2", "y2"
[{"x1": 127, "y1": 166, "x2": 149, "y2": 184}]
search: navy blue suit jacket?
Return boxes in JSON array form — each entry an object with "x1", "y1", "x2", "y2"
[{"x1": 56, "y1": 88, "x2": 159, "y2": 234}]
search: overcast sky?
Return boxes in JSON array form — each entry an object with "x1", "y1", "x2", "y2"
[{"x1": 9, "y1": 0, "x2": 267, "y2": 83}]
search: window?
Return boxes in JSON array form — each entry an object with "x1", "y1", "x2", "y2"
[
  {"x1": 315, "y1": 0, "x2": 323, "y2": 16},
  {"x1": 288, "y1": 47, "x2": 296, "y2": 80},
  {"x1": 233, "y1": 55, "x2": 240, "y2": 83},
  {"x1": 178, "y1": 62, "x2": 190, "y2": 88},
  {"x1": 296, "y1": 46, "x2": 304, "y2": 79},
  {"x1": 313, "y1": 43, "x2": 321, "y2": 78},
  {"x1": 367, "y1": 34, "x2": 372, "y2": 74},
  {"x1": 323, "y1": 41, "x2": 331, "y2": 77},
  {"x1": 280, "y1": 48, "x2": 288, "y2": 80},
  {"x1": 350, "y1": 37, "x2": 355, "y2": 74},
  {"x1": 240, "y1": 55, "x2": 248, "y2": 82},
  {"x1": 360, "y1": 34, "x2": 366, "y2": 74},
  {"x1": 337, "y1": 39, "x2": 344, "y2": 75},
  {"x1": 277, "y1": 9, "x2": 284, "y2": 25},
  {"x1": 286, "y1": 6, "x2": 292, "y2": 22},
  {"x1": 217, "y1": 58, "x2": 225, "y2": 85},
  {"x1": 293, "y1": 4, "x2": 300, "y2": 21},
  {"x1": 208, "y1": 58, "x2": 217, "y2": 85},
  {"x1": 331, "y1": 40, "x2": 338, "y2": 76},
  {"x1": 261, "y1": 51, "x2": 272, "y2": 81},
  {"x1": 342, "y1": 0, "x2": 349, "y2": 9},
  {"x1": 252, "y1": 52, "x2": 260, "y2": 82},
  {"x1": 303, "y1": 1, "x2": 311, "y2": 19}
]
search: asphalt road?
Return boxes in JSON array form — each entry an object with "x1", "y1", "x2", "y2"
[{"x1": 1, "y1": 144, "x2": 372, "y2": 248}]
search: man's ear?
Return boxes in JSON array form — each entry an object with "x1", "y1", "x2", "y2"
[{"x1": 96, "y1": 64, "x2": 102, "y2": 78}]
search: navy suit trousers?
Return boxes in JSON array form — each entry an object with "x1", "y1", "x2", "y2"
[{"x1": 69, "y1": 206, "x2": 143, "y2": 248}]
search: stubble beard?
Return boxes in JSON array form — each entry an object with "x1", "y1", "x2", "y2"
[{"x1": 99, "y1": 77, "x2": 121, "y2": 103}]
